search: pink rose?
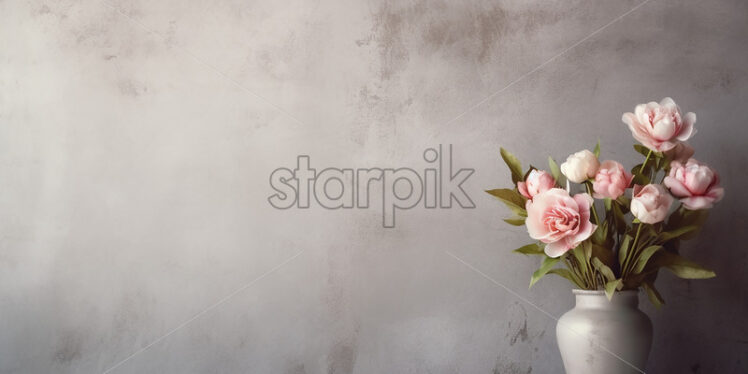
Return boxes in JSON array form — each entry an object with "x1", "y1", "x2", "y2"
[
  {"x1": 518, "y1": 170, "x2": 555, "y2": 200},
  {"x1": 664, "y1": 159, "x2": 724, "y2": 210},
  {"x1": 622, "y1": 97, "x2": 696, "y2": 152},
  {"x1": 525, "y1": 188, "x2": 597, "y2": 258},
  {"x1": 592, "y1": 160, "x2": 633, "y2": 199},
  {"x1": 630, "y1": 184, "x2": 673, "y2": 224},
  {"x1": 664, "y1": 142, "x2": 695, "y2": 164}
]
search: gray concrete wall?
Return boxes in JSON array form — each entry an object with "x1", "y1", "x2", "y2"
[{"x1": 1, "y1": 0, "x2": 747, "y2": 372}]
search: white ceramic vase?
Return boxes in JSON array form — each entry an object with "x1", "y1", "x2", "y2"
[{"x1": 556, "y1": 289, "x2": 652, "y2": 374}]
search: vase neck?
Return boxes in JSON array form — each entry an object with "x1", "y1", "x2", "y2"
[{"x1": 573, "y1": 290, "x2": 639, "y2": 309}]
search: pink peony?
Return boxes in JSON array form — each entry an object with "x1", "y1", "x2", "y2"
[
  {"x1": 664, "y1": 159, "x2": 724, "y2": 210},
  {"x1": 518, "y1": 170, "x2": 555, "y2": 200},
  {"x1": 622, "y1": 97, "x2": 696, "y2": 152},
  {"x1": 525, "y1": 188, "x2": 597, "y2": 258},
  {"x1": 630, "y1": 184, "x2": 673, "y2": 224},
  {"x1": 592, "y1": 160, "x2": 633, "y2": 199}
]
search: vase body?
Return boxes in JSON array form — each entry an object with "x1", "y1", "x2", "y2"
[{"x1": 556, "y1": 290, "x2": 652, "y2": 374}]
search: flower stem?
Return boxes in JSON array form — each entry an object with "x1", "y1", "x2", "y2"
[
  {"x1": 585, "y1": 182, "x2": 600, "y2": 225},
  {"x1": 563, "y1": 257, "x2": 585, "y2": 289},
  {"x1": 640, "y1": 150, "x2": 653, "y2": 174},
  {"x1": 625, "y1": 223, "x2": 644, "y2": 275}
]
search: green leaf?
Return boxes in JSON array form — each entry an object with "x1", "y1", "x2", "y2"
[
  {"x1": 649, "y1": 251, "x2": 716, "y2": 279},
  {"x1": 548, "y1": 157, "x2": 566, "y2": 187},
  {"x1": 500, "y1": 148, "x2": 524, "y2": 184},
  {"x1": 591, "y1": 243, "x2": 615, "y2": 267},
  {"x1": 513, "y1": 243, "x2": 544, "y2": 256},
  {"x1": 632, "y1": 245, "x2": 662, "y2": 274},
  {"x1": 485, "y1": 189, "x2": 527, "y2": 217},
  {"x1": 642, "y1": 281, "x2": 665, "y2": 308},
  {"x1": 616, "y1": 196, "x2": 631, "y2": 210},
  {"x1": 632, "y1": 158, "x2": 654, "y2": 183},
  {"x1": 571, "y1": 244, "x2": 587, "y2": 272},
  {"x1": 657, "y1": 226, "x2": 698, "y2": 243},
  {"x1": 581, "y1": 240, "x2": 592, "y2": 260},
  {"x1": 530, "y1": 256, "x2": 560, "y2": 288},
  {"x1": 548, "y1": 157, "x2": 560, "y2": 179},
  {"x1": 549, "y1": 268, "x2": 585, "y2": 289},
  {"x1": 660, "y1": 158, "x2": 671, "y2": 171},
  {"x1": 604, "y1": 279, "x2": 622, "y2": 301},
  {"x1": 633, "y1": 144, "x2": 651, "y2": 157},
  {"x1": 593, "y1": 140, "x2": 601, "y2": 158},
  {"x1": 592, "y1": 257, "x2": 616, "y2": 282},
  {"x1": 503, "y1": 217, "x2": 526, "y2": 226},
  {"x1": 618, "y1": 235, "x2": 632, "y2": 267},
  {"x1": 611, "y1": 201, "x2": 627, "y2": 233},
  {"x1": 666, "y1": 261, "x2": 717, "y2": 279},
  {"x1": 591, "y1": 220, "x2": 609, "y2": 246},
  {"x1": 631, "y1": 172, "x2": 651, "y2": 185},
  {"x1": 666, "y1": 208, "x2": 708, "y2": 239}
]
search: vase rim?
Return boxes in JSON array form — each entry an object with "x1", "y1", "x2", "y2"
[{"x1": 572, "y1": 289, "x2": 638, "y2": 295}]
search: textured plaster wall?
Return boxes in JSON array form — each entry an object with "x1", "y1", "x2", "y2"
[{"x1": 1, "y1": 0, "x2": 747, "y2": 373}]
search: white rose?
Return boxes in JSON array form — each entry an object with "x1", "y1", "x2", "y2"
[{"x1": 560, "y1": 150, "x2": 600, "y2": 183}]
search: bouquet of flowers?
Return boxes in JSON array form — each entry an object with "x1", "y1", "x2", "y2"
[{"x1": 487, "y1": 98, "x2": 724, "y2": 306}]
